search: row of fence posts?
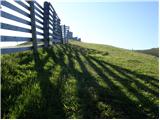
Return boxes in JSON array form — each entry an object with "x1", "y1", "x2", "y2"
[
  {"x1": 28, "y1": 1, "x2": 62, "y2": 63},
  {"x1": 1, "y1": 0, "x2": 63, "y2": 65}
]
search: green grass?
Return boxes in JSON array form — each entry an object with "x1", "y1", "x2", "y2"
[
  {"x1": 135, "y1": 48, "x2": 159, "y2": 57},
  {"x1": 1, "y1": 41, "x2": 159, "y2": 119}
]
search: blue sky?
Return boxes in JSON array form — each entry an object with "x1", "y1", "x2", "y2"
[
  {"x1": 1, "y1": 0, "x2": 158, "y2": 50},
  {"x1": 52, "y1": 0, "x2": 158, "y2": 49}
]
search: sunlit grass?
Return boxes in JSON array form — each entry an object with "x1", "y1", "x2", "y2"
[{"x1": 1, "y1": 42, "x2": 159, "y2": 119}]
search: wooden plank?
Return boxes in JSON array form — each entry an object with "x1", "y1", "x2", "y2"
[
  {"x1": 49, "y1": 26, "x2": 53, "y2": 31},
  {"x1": 49, "y1": 15, "x2": 53, "y2": 20},
  {"x1": 1, "y1": 1, "x2": 30, "y2": 18},
  {"x1": 35, "y1": 1, "x2": 44, "y2": 11},
  {"x1": 35, "y1": 11, "x2": 43, "y2": 21},
  {"x1": 49, "y1": 11, "x2": 56, "y2": 19},
  {"x1": 49, "y1": 19, "x2": 56, "y2": 26},
  {"x1": 49, "y1": 4, "x2": 55, "y2": 14},
  {"x1": 1, "y1": 46, "x2": 32, "y2": 54},
  {"x1": 49, "y1": 8, "x2": 55, "y2": 17},
  {"x1": 49, "y1": 17, "x2": 56, "y2": 25},
  {"x1": 35, "y1": 18, "x2": 43, "y2": 25},
  {"x1": 24, "y1": 0, "x2": 30, "y2": 6},
  {"x1": 34, "y1": 5, "x2": 44, "y2": 15},
  {"x1": 49, "y1": 20, "x2": 56, "y2": 27},
  {"x1": 1, "y1": 11, "x2": 31, "y2": 25},
  {"x1": 36, "y1": 24, "x2": 43, "y2": 30},
  {"x1": 49, "y1": 10, "x2": 53, "y2": 17},
  {"x1": 49, "y1": 20, "x2": 54, "y2": 26},
  {"x1": 1, "y1": 23, "x2": 31, "y2": 33},
  {"x1": 1, "y1": 36, "x2": 32, "y2": 42},
  {"x1": 49, "y1": 19, "x2": 54, "y2": 25},
  {"x1": 37, "y1": 31, "x2": 44, "y2": 36},
  {"x1": 15, "y1": 1, "x2": 30, "y2": 10}
]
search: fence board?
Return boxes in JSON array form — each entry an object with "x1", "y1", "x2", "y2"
[
  {"x1": 1, "y1": 23, "x2": 31, "y2": 33},
  {"x1": 49, "y1": 9, "x2": 55, "y2": 17},
  {"x1": 49, "y1": 26, "x2": 53, "y2": 31},
  {"x1": 37, "y1": 31, "x2": 44, "y2": 36},
  {"x1": 49, "y1": 16, "x2": 54, "y2": 21},
  {"x1": 1, "y1": 1, "x2": 30, "y2": 18},
  {"x1": 49, "y1": 11, "x2": 56, "y2": 19},
  {"x1": 49, "y1": 16, "x2": 55, "y2": 23},
  {"x1": 49, "y1": 4, "x2": 55, "y2": 14},
  {"x1": 35, "y1": 11, "x2": 43, "y2": 20},
  {"x1": 1, "y1": 11, "x2": 31, "y2": 25},
  {"x1": 36, "y1": 24, "x2": 43, "y2": 30},
  {"x1": 35, "y1": 1, "x2": 44, "y2": 11},
  {"x1": 15, "y1": 1, "x2": 30, "y2": 10},
  {"x1": 34, "y1": 5, "x2": 44, "y2": 15},
  {"x1": 49, "y1": 19, "x2": 54, "y2": 25},
  {"x1": 1, "y1": 1, "x2": 63, "y2": 55},
  {"x1": 1, "y1": 36, "x2": 31, "y2": 42},
  {"x1": 49, "y1": 21, "x2": 54, "y2": 26},
  {"x1": 1, "y1": 46, "x2": 32, "y2": 54},
  {"x1": 35, "y1": 18, "x2": 43, "y2": 25}
]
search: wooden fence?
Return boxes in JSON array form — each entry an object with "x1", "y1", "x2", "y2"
[{"x1": 1, "y1": 0, "x2": 63, "y2": 55}]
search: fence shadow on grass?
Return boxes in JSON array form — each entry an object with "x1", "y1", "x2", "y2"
[
  {"x1": 61, "y1": 45, "x2": 102, "y2": 118},
  {"x1": 2, "y1": 44, "x2": 158, "y2": 119},
  {"x1": 65, "y1": 45, "x2": 143, "y2": 118},
  {"x1": 68, "y1": 44, "x2": 158, "y2": 119},
  {"x1": 16, "y1": 47, "x2": 66, "y2": 118}
]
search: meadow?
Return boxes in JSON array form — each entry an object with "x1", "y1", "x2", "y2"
[{"x1": 1, "y1": 41, "x2": 159, "y2": 118}]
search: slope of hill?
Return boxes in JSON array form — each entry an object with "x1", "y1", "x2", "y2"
[
  {"x1": 1, "y1": 41, "x2": 159, "y2": 119},
  {"x1": 135, "y1": 48, "x2": 159, "y2": 57}
]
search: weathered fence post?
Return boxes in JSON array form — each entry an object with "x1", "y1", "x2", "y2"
[
  {"x1": 64, "y1": 25, "x2": 66, "y2": 44},
  {"x1": 50, "y1": 3, "x2": 55, "y2": 44},
  {"x1": 28, "y1": 1, "x2": 38, "y2": 62},
  {"x1": 60, "y1": 25, "x2": 63, "y2": 44},
  {"x1": 57, "y1": 18, "x2": 62, "y2": 43},
  {"x1": 44, "y1": 2, "x2": 49, "y2": 48}
]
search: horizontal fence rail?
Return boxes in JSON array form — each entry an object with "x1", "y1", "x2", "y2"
[
  {"x1": 1, "y1": 46, "x2": 32, "y2": 54},
  {"x1": 1, "y1": 44, "x2": 44, "y2": 54},
  {"x1": 1, "y1": 36, "x2": 32, "y2": 42},
  {"x1": 1, "y1": 0, "x2": 63, "y2": 56}
]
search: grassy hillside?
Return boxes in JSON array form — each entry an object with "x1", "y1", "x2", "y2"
[
  {"x1": 135, "y1": 48, "x2": 159, "y2": 57},
  {"x1": 1, "y1": 41, "x2": 159, "y2": 119}
]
